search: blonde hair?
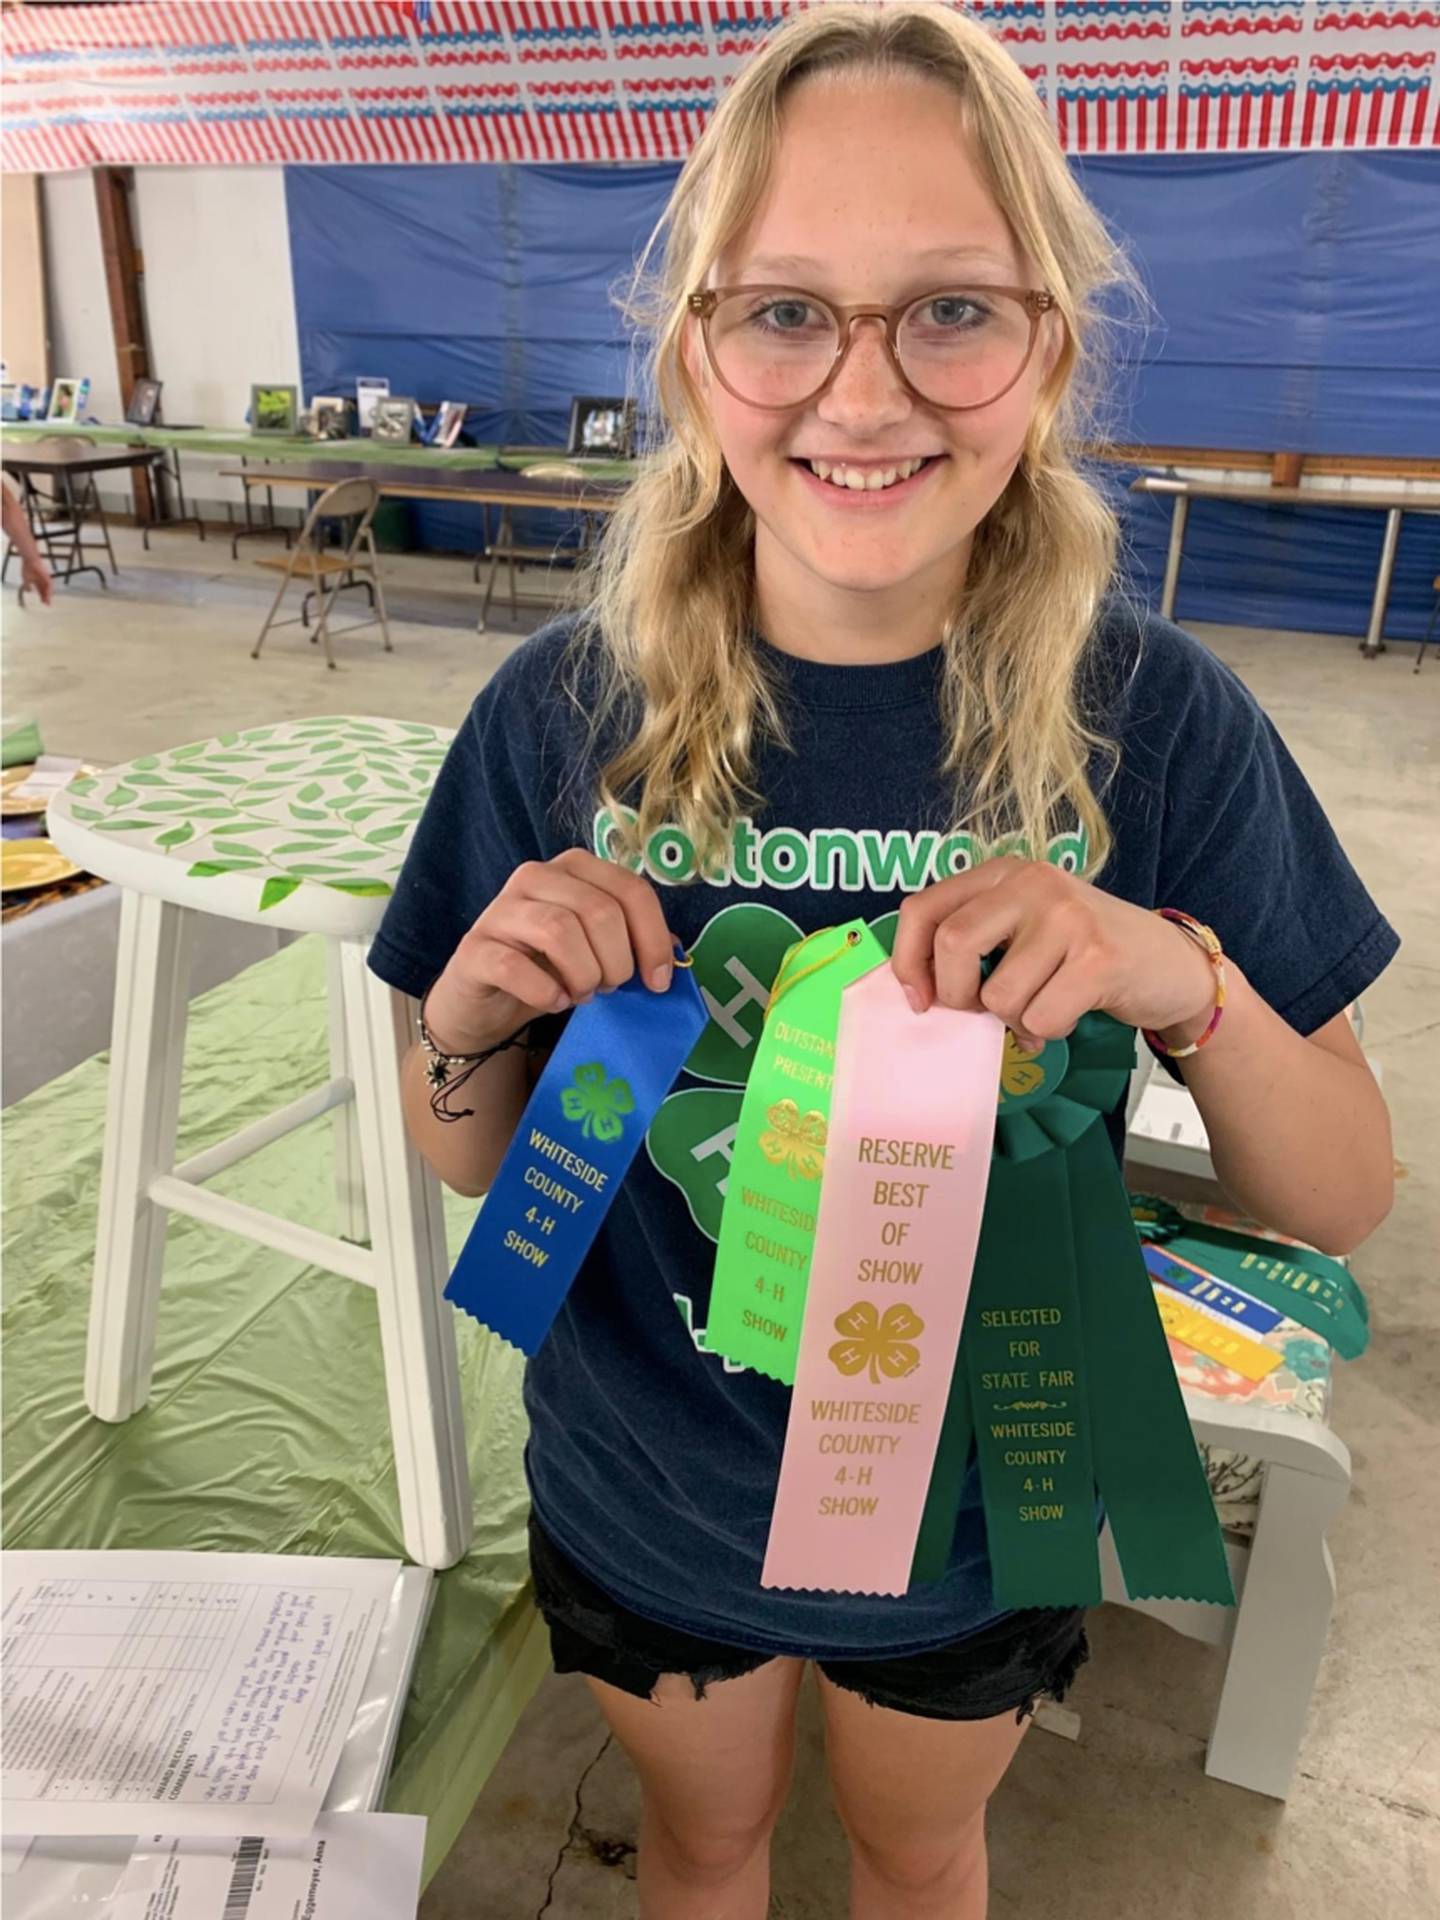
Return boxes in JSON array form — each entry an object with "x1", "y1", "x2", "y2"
[{"x1": 563, "y1": 0, "x2": 1139, "y2": 880}]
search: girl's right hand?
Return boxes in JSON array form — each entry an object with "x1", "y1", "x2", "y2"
[{"x1": 420, "y1": 848, "x2": 676, "y2": 1054}]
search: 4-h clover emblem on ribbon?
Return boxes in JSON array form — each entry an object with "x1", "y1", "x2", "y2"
[
  {"x1": 999, "y1": 1030, "x2": 1048, "y2": 1102},
  {"x1": 991, "y1": 1000, "x2": 1068, "y2": 1115},
  {"x1": 560, "y1": 1062, "x2": 635, "y2": 1143},
  {"x1": 758, "y1": 1098, "x2": 827, "y2": 1180},
  {"x1": 828, "y1": 1301, "x2": 925, "y2": 1384}
]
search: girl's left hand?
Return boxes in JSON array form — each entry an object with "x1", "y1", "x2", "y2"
[{"x1": 890, "y1": 858, "x2": 1218, "y2": 1050}]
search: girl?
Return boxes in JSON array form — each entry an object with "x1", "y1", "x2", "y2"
[{"x1": 369, "y1": 8, "x2": 1397, "y2": 1915}]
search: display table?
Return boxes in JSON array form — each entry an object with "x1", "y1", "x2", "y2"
[
  {"x1": 1130, "y1": 472, "x2": 1440, "y2": 658},
  {"x1": 1, "y1": 440, "x2": 165, "y2": 588},
  {"x1": 2, "y1": 419, "x2": 636, "y2": 477}
]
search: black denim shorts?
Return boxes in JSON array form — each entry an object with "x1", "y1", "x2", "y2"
[{"x1": 528, "y1": 1513, "x2": 1090, "y2": 1724}]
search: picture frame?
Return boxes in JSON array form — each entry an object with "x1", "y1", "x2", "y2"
[
  {"x1": 356, "y1": 376, "x2": 390, "y2": 435},
  {"x1": 372, "y1": 396, "x2": 417, "y2": 444},
  {"x1": 251, "y1": 384, "x2": 299, "y2": 435},
  {"x1": 434, "y1": 400, "x2": 468, "y2": 450},
  {"x1": 126, "y1": 376, "x2": 162, "y2": 427},
  {"x1": 567, "y1": 395, "x2": 636, "y2": 459},
  {"x1": 307, "y1": 396, "x2": 350, "y2": 441},
  {"x1": 47, "y1": 377, "x2": 85, "y2": 424}
]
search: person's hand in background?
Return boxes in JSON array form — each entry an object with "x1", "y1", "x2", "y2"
[{"x1": 3, "y1": 481, "x2": 54, "y2": 606}]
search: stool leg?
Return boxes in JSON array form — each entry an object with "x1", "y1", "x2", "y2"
[
  {"x1": 339, "y1": 941, "x2": 472, "y2": 1569},
  {"x1": 326, "y1": 938, "x2": 370, "y2": 1245},
  {"x1": 86, "y1": 892, "x2": 194, "y2": 1422},
  {"x1": 1205, "y1": 1459, "x2": 1349, "y2": 1798}
]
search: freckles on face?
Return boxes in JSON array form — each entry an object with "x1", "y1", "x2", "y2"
[{"x1": 694, "y1": 72, "x2": 1053, "y2": 595}]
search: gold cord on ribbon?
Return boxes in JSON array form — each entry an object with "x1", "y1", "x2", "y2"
[{"x1": 766, "y1": 926, "x2": 864, "y2": 1015}]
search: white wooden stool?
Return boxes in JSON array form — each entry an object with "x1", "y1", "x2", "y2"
[
  {"x1": 1122, "y1": 1044, "x2": 1366, "y2": 1798},
  {"x1": 46, "y1": 716, "x2": 472, "y2": 1570}
]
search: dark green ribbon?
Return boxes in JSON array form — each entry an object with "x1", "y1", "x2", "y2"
[
  {"x1": 1131, "y1": 1195, "x2": 1368, "y2": 1360},
  {"x1": 911, "y1": 1013, "x2": 1234, "y2": 1609}
]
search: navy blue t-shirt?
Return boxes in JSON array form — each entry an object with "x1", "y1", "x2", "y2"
[{"x1": 367, "y1": 599, "x2": 1397, "y2": 1659}]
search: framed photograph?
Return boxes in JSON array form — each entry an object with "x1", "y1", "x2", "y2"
[
  {"x1": 307, "y1": 396, "x2": 350, "y2": 441},
  {"x1": 356, "y1": 376, "x2": 390, "y2": 435},
  {"x1": 372, "y1": 396, "x2": 416, "y2": 444},
  {"x1": 126, "y1": 376, "x2": 162, "y2": 427},
  {"x1": 251, "y1": 384, "x2": 299, "y2": 435},
  {"x1": 567, "y1": 395, "x2": 636, "y2": 459},
  {"x1": 47, "y1": 378, "x2": 83, "y2": 424},
  {"x1": 434, "y1": 400, "x2": 467, "y2": 449}
]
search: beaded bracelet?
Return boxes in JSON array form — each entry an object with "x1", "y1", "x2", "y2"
[
  {"x1": 418, "y1": 987, "x2": 538, "y2": 1124},
  {"x1": 1141, "y1": 908, "x2": 1227, "y2": 1060}
]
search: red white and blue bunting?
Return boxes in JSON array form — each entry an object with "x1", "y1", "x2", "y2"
[{"x1": 2, "y1": 1, "x2": 1437, "y2": 172}]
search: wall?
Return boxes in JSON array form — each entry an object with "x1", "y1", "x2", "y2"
[
  {"x1": 36, "y1": 167, "x2": 302, "y2": 514},
  {"x1": 133, "y1": 166, "x2": 302, "y2": 511},
  {"x1": 284, "y1": 152, "x2": 1439, "y2": 639},
  {"x1": 40, "y1": 170, "x2": 120, "y2": 423},
  {"x1": 1, "y1": 173, "x2": 48, "y2": 389}
]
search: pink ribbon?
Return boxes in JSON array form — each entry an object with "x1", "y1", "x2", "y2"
[{"x1": 762, "y1": 966, "x2": 1004, "y2": 1595}]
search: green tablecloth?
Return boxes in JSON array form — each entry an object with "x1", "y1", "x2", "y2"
[
  {"x1": 3, "y1": 421, "x2": 636, "y2": 481},
  {"x1": 0, "y1": 934, "x2": 546, "y2": 1890}
]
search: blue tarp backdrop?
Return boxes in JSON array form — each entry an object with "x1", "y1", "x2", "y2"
[{"x1": 286, "y1": 153, "x2": 1439, "y2": 641}]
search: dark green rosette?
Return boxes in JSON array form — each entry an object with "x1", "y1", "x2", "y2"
[{"x1": 911, "y1": 1012, "x2": 1234, "y2": 1609}]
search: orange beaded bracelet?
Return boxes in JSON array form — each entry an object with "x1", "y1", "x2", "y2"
[{"x1": 1141, "y1": 908, "x2": 1227, "y2": 1060}]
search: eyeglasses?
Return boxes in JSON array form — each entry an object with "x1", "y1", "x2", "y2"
[{"x1": 687, "y1": 283, "x2": 1056, "y2": 413}]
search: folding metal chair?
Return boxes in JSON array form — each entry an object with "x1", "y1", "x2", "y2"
[
  {"x1": 2, "y1": 435, "x2": 119, "y2": 589},
  {"x1": 250, "y1": 477, "x2": 393, "y2": 669},
  {"x1": 1415, "y1": 572, "x2": 1439, "y2": 675}
]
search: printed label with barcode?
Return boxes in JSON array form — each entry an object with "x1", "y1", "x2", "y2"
[{"x1": 223, "y1": 1836, "x2": 266, "y2": 1919}]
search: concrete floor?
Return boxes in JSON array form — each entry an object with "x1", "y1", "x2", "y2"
[{"x1": 5, "y1": 530, "x2": 1437, "y2": 1917}]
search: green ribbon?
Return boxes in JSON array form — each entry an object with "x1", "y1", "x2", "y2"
[
  {"x1": 1131, "y1": 1196, "x2": 1368, "y2": 1360},
  {"x1": 912, "y1": 1013, "x2": 1234, "y2": 1609},
  {"x1": 707, "y1": 921, "x2": 891, "y2": 1382}
]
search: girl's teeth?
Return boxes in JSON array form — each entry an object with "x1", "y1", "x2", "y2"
[{"x1": 807, "y1": 457, "x2": 925, "y2": 490}]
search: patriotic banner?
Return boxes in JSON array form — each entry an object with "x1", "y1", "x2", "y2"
[{"x1": 2, "y1": 1, "x2": 1436, "y2": 173}]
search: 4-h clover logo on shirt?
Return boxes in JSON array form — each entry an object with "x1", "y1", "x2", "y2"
[
  {"x1": 560, "y1": 1062, "x2": 636, "y2": 1143},
  {"x1": 640, "y1": 835, "x2": 1086, "y2": 1356},
  {"x1": 646, "y1": 903, "x2": 884, "y2": 1242}
]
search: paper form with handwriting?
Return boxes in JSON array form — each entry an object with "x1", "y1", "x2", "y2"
[{"x1": 1, "y1": 1551, "x2": 398, "y2": 1837}]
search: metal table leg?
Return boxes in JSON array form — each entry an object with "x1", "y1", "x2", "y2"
[
  {"x1": 476, "y1": 505, "x2": 512, "y2": 633},
  {"x1": 1160, "y1": 493, "x2": 1189, "y2": 621},
  {"x1": 1360, "y1": 507, "x2": 1402, "y2": 659},
  {"x1": 142, "y1": 448, "x2": 206, "y2": 550},
  {"x1": 231, "y1": 459, "x2": 293, "y2": 561}
]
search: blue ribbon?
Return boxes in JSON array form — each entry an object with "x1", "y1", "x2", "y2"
[
  {"x1": 1143, "y1": 1243, "x2": 1285, "y2": 1336},
  {"x1": 445, "y1": 966, "x2": 708, "y2": 1355}
]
